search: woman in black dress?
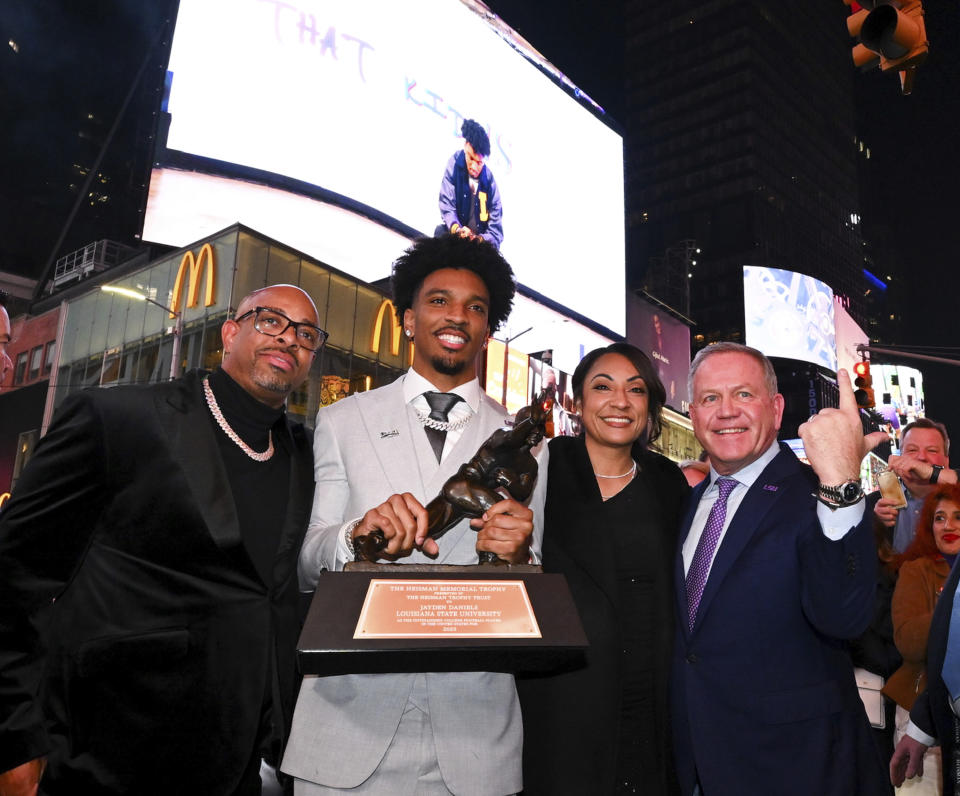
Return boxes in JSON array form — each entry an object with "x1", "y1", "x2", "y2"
[{"x1": 519, "y1": 343, "x2": 688, "y2": 795}]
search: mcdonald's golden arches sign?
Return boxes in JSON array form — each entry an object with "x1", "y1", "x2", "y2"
[{"x1": 170, "y1": 243, "x2": 216, "y2": 319}]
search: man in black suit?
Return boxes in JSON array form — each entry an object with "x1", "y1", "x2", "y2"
[
  {"x1": 0, "y1": 284, "x2": 322, "y2": 795},
  {"x1": 890, "y1": 521, "x2": 960, "y2": 795}
]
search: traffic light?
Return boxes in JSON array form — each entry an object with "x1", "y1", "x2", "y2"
[
  {"x1": 853, "y1": 361, "x2": 875, "y2": 409},
  {"x1": 844, "y1": 0, "x2": 929, "y2": 95}
]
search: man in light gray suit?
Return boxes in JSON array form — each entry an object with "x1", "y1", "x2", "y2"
[{"x1": 282, "y1": 235, "x2": 546, "y2": 794}]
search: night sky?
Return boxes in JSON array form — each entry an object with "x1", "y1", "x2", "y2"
[
  {"x1": 2, "y1": 0, "x2": 959, "y2": 441},
  {"x1": 491, "y1": 0, "x2": 960, "y2": 440}
]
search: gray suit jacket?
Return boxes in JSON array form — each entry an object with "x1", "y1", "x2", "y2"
[{"x1": 281, "y1": 375, "x2": 546, "y2": 794}]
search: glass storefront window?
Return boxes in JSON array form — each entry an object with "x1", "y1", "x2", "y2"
[
  {"x1": 266, "y1": 244, "x2": 301, "y2": 286},
  {"x1": 59, "y1": 294, "x2": 97, "y2": 365},
  {"x1": 87, "y1": 291, "x2": 113, "y2": 355},
  {"x1": 53, "y1": 228, "x2": 410, "y2": 416},
  {"x1": 326, "y1": 274, "x2": 358, "y2": 351},
  {"x1": 14, "y1": 352, "x2": 27, "y2": 385},
  {"x1": 28, "y1": 346, "x2": 43, "y2": 381},
  {"x1": 299, "y1": 261, "x2": 330, "y2": 332},
  {"x1": 81, "y1": 355, "x2": 104, "y2": 388},
  {"x1": 116, "y1": 343, "x2": 140, "y2": 385},
  {"x1": 200, "y1": 313, "x2": 228, "y2": 371},
  {"x1": 234, "y1": 233, "x2": 270, "y2": 307},
  {"x1": 100, "y1": 347, "x2": 121, "y2": 386},
  {"x1": 349, "y1": 354, "x2": 379, "y2": 395},
  {"x1": 42, "y1": 342, "x2": 55, "y2": 377},
  {"x1": 136, "y1": 340, "x2": 160, "y2": 384}
]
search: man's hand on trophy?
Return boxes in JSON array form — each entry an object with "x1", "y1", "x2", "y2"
[
  {"x1": 472, "y1": 499, "x2": 534, "y2": 564},
  {"x1": 355, "y1": 493, "x2": 438, "y2": 560}
]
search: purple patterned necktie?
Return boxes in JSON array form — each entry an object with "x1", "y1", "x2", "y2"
[{"x1": 686, "y1": 477, "x2": 738, "y2": 631}]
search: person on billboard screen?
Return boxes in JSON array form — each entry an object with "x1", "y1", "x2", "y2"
[
  {"x1": 437, "y1": 119, "x2": 503, "y2": 249},
  {"x1": 0, "y1": 292, "x2": 12, "y2": 386}
]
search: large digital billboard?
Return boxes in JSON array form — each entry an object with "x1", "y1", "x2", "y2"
[
  {"x1": 743, "y1": 266, "x2": 837, "y2": 371},
  {"x1": 626, "y1": 293, "x2": 691, "y2": 411},
  {"x1": 143, "y1": 0, "x2": 626, "y2": 334},
  {"x1": 833, "y1": 297, "x2": 868, "y2": 377},
  {"x1": 873, "y1": 363, "x2": 925, "y2": 434}
]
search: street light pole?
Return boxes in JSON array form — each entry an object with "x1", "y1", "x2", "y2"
[
  {"x1": 500, "y1": 326, "x2": 533, "y2": 408},
  {"x1": 101, "y1": 286, "x2": 183, "y2": 380}
]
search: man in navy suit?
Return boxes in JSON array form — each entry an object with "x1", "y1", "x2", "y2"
[{"x1": 672, "y1": 342, "x2": 888, "y2": 795}]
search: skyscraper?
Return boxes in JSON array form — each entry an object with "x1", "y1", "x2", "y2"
[{"x1": 625, "y1": 0, "x2": 868, "y2": 348}]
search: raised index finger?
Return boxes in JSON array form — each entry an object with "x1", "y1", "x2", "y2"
[{"x1": 836, "y1": 368, "x2": 857, "y2": 414}]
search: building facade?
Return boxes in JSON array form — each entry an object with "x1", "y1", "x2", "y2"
[
  {"x1": 46, "y1": 224, "x2": 414, "y2": 431},
  {"x1": 625, "y1": 0, "x2": 870, "y2": 346}
]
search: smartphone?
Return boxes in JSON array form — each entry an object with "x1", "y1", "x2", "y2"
[{"x1": 878, "y1": 470, "x2": 908, "y2": 509}]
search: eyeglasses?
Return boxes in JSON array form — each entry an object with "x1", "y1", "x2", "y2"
[{"x1": 235, "y1": 307, "x2": 328, "y2": 351}]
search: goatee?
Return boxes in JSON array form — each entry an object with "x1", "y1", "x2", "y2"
[{"x1": 430, "y1": 355, "x2": 467, "y2": 377}]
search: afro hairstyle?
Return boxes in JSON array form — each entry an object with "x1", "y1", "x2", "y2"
[
  {"x1": 461, "y1": 119, "x2": 491, "y2": 158},
  {"x1": 391, "y1": 235, "x2": 515, "y2": 333}
]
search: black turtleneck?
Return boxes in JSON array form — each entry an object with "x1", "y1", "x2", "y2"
[{"x1": 206, "y1": 368, "x2": 290, "y2": 586}]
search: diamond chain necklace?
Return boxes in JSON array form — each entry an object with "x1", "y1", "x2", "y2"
[{"x1": 203, "y1": 376, "x2": 274, "y2": 462}]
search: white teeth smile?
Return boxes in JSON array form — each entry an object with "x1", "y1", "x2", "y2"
[
  {"x1": 437, "y1": 333, "x2": 465, "y2": 345},
  {"x1": 602, "y1": 417, "x2": 632, "y2": 426},
  {"x1": 715, "y1": 428, "x2": 746, "y2": 434}
]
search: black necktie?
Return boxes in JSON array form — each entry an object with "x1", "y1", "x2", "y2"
[{"x1": 423, "y1": 392, "x2": 463, "y2": 462}]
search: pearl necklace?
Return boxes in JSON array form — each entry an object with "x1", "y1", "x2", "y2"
[
  {"x1": 594, "y1": 461, "x2": 637, "y2": 479},
  {"x1": 414, "y1": 408, "x2": 472, "y2": 432},
  {"x1": 203, "y1": 376, "x2": 275, "y2": 462}
]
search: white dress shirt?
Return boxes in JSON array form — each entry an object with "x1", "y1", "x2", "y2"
[
  {"x1": 402, "y1": 368, "x2": 482, "y2": 461},
  {"x1": 334, "y1": 370, "x2": 484, "y2": 562},
  {"x1": 682, "y1": 440, "x2": 866, "y2": 579}
]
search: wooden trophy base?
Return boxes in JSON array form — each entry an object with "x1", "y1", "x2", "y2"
[{"x1": 297, "y1": 563, "x2": 587, "y2": 676}]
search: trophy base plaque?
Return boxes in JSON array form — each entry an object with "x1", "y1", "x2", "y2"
[{"x1": 297, "y1": 564, "x2": 587, "y2": 676}]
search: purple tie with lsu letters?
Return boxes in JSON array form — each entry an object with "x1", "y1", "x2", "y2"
[{"x1": 685, "y1": 477, "x2": 738, "y2": 631}]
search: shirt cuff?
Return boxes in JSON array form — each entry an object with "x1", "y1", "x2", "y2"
[
  {"x1": 816, "y1": 501, "x2": 866, "y2": 540},
  {"x1": 905, "y1": 719, "x2": 937, "y2": 747},
  {"x1": 336, "y1": 518, "x2": 363, "y2": 569}
]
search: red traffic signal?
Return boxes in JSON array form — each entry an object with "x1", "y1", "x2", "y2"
[
  {"x1": 844, "y1": 0, "x2": 928, "y2": 95},
  {"x1": 853, "y1": 361, "x2": 876, "y2": 409}
]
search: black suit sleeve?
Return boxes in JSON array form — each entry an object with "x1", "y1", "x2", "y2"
[{"x1": 0, "y1": 392, "x2": 108, "y2": 771}]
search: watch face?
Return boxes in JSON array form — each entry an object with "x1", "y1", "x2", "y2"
[{"x1": 841, "y1": 482, "x2": 862, "y2": 502}]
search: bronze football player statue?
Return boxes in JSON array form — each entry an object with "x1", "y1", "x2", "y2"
[{"x1": 354, "y1": 388, "x2": 554, "y2": 564}]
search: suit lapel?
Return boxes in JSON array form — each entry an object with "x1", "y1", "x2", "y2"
[
  {"x1": 689, "y1": 448, "x2": 794, "y2": 633},
  {"x1": 929, "y1": 556, "x2": 960, "y2": 679},
  {"x1": 270, "y1": 421, "x2": 314, "y2": 584},
  {"x1": 155, "y1": 372, "x2": 242, "y2": 550},
  {"x1": 356, "y1": 377, "x2": 431, "y2": 499}
]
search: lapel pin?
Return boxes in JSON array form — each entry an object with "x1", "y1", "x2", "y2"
[
  {"x1": 380, "y1": 429, "x2": 399, "y2": 439},
  {"x1": 762, "y1": 484, "x2": 778, "y2": 492}
]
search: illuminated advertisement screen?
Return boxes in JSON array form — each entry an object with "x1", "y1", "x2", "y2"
[
  {"x1": 833, "y1": 298, "x2": 868, "y2": 378},
  {"x1": 626, "y1": 294, "x2": 691, "y2": 411},
  {"x1": 743, "y1": 266, "x2": 837, "y2": 371},
  {"x1": 873, "y1": 363, "x2": 925, "y2": 430},
  {"x1": 143, "y1": 0, "x2": 626, "y2": 334},
  {"x1": 485, "y1": 339, "x2": 530, "y2": 415}
]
